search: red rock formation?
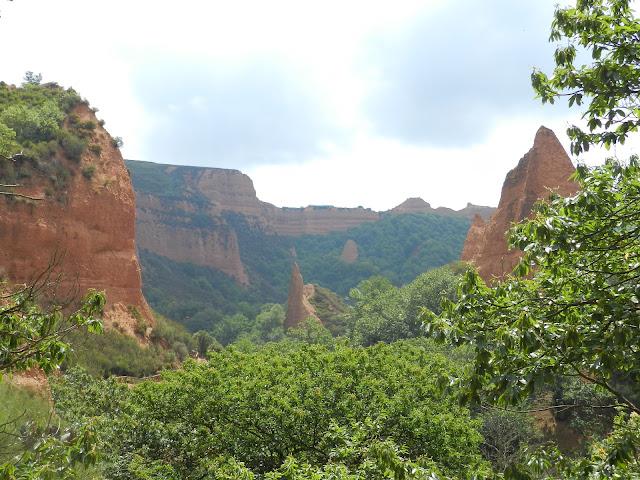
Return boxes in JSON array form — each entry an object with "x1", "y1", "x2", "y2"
[
  {"x1": 285, "y1": 263, "x2": 318, "y2": 329},
  {"x1": 340, "y1": 239, "x2": 359, "y2": 263},
  {"x1": 128, "y1": 162, "x2": 496, "y2": 285},
  {"x1": 460, "y1": 214, "x2": 486, "y2": 262},
  {"x1": 0, "y1": 103, "x2": 153, "y2": 335},
  {"x1": 461, "y1": 126, "x2": 579, "y2": 282},
  {"x1": 135, "y1": 210, "x2": 249, "y2": 285}
]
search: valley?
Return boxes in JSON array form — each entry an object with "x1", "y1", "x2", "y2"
[{"x1": 1, "y1": 1, "x2": 639, "y2": 477}]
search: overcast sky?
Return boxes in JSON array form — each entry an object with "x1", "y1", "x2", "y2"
[{"x1": 1, "y1": 1, "x2": 634, "y2": 210}]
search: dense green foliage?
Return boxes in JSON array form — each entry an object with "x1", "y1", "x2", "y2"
[
  {"x1": 139, "y1": 250, "x2": 265, "y2": 332},
  {"x1": 53, "y1": 340, "x2": 489, "y2": 479},
  {"x1": 428, "y1": 160, "x2": 640, "y2": 413},
  {"x1": 295, "y1": 213, "x2": 469, "y2": 292},
  {"x1": 307, "y1": 285, "x2": 349, "y2": 336},
  {"x1": 532, "y1": 0, "x2": 640, "y2": 155},
  {"x1": 348, "y1": 265, "x2": 462, "y2": 346},
  {"x1": 0, "y1": 286, "x2": 104, "y2": 374},
  {"x1": 0, "y1": 78, "x2": 92, "y2": 197},
  {"x1": 60, "y1": 314, "x2": 197, "y2": 377},
  {"x1": 427, "y1": 160, "x2": 640, "y2": 477}
]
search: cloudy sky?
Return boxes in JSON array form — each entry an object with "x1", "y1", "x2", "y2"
[{"x1": 1, "y1": 1, "x2": 632, "y2": 210}]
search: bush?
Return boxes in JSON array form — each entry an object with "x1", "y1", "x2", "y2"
[
  {"x1": 58, "y1": 130, "x2": 86, "y2": 161},
  {"x1": 81, "y1": 165, "x2": 95, "y2": 180},
  {"x1": 87, "y1": 143, "x2": 101, "y2": 156},
  {"x1": 111, "y1": 136, "x2": 123, "y2": 148}
]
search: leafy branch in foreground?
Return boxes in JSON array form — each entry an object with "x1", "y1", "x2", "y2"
[
  {"x1": 0, "y1": 277, "x2": 104, "y2": 479},
  {"x1": 426, "y1": 158, "x2": 640, "y2": 414},
  {"x1": 532, "y1": 0, "x2": 640, "y2": 155},
  {"x1": 0, "y1": 285, "x2": 104, "y2": 374}
]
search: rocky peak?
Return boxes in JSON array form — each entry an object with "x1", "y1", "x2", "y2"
[
  {"x1": 391, "y1": 197, "x2": 433, "y2": 214},
  {"x1": 389, "y1": 197, "x2": 495, "y2": 220},
  {"x1": 461, "y1": 127, "x2": 579, "y2": 283},
  {"x1": 340, "y1": 239, "x2": 359, "y2": 264},
  {"x1": 285, "y1": 262, "x2": 318, "y2": 329}
]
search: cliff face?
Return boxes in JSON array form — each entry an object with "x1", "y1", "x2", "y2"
[
  {"x1": 129, "y1": 163, "x2": 385, "y2": 284},
  {"x1": 461, "y1": 126, "x2": 579, "y2": 282},
  {"x1": 285, "y1": 263, "x2": 318, "y2": 329},
  {"x1": 0, "y1": 104, "x2": 153, "y2": 335},
  {"x1": 460, "y1": 215, "x2": 486, "y2": 262},
  {"x1": 128, "y1": 160, "x2": 495, "y2": 286}
]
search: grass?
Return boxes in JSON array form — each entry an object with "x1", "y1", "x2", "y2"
[{"x1": 0, "y1": 381, "x2": 52, "y2": 461}]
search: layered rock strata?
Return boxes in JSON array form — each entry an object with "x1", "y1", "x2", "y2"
[{"x1": 128, "y1": 160, "x2": 495, "y2": 285}]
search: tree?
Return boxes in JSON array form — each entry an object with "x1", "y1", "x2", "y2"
[
  {"x1": 348, "y1": 267, "x2": 461, "y2": 346},
  {"x1": 425, "y1": 160, "x2": 640, "y2": 477},
  {"x1": 0, "y1": 123, "x2": 19, "y2": 160},
  {"x1": 428, "y1": 159, "x2": 640, "y2": 413},
  {"x1": 0, "y1": 281, "x2": 105, "y2": 478},
  {"x1": 0, "y1": 280, "x2": 104, "y2": 374},
  {"x1": 192, "y1": 330, "x2": 216, "y2": 357},
  {"x1": 286, "y1": 316, "x2": 333, "y2": 345},
  {"x1": 532, "y1": 0, "x2": 640, "y2": 155},
  {"x1": 92, "y1": 341, "x2": 488, "y2": 478},
  {"x1": 22, "y1": 71, "x2": 42, "y2": 86}
]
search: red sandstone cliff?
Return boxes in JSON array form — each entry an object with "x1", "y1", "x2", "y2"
[
  {"x1": 461, "y1": 126, "x2": 579, "y2": 282},
  {"x1": 0, "y1": 103, "x2": 153, "y2": 335}
]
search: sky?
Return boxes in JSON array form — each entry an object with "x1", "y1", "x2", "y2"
[{"x1": 1, "y1": 0, "x2": 636, "y2": 210}]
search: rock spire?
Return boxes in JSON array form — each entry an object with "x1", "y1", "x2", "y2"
[{"x1": 461, "y1": 126, "x2": 579, "y2": 282}]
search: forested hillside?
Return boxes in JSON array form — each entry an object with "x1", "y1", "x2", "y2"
[{"x1": 138, "y1": 209, "x2": 469, "y2": 331}]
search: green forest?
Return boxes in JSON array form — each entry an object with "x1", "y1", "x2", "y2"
[
  {"x1": 2, "y1": 0, "x2": 640, "y2": 479},
  {"x1": 138, "y1": 211, "x2": 469, "y2": 332}
]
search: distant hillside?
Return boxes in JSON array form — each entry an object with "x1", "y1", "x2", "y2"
[{"x1": 126, "y1": 160, "x2": 484, "y2": 331}]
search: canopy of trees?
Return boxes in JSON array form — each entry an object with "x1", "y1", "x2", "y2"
[{"x1": 52, "y1": 341, "x2": 489, "y2": 479}]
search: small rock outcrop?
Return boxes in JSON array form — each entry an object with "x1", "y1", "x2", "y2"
[
  {"x1": 285, "y1": 263, "x2": 318, "y2": 329},
  {"x1": 390, "y1": 197, "x2": 495, "y2": 220},
  {"x1": 340, "y1": 239, "x2": 359, "y2": 263},
  {"x1": 0, "y1": 103, "x2": 153, "y2": 335},
  {"x1": 461, "y1": 126, "x2": 579, "y2": 282},
  {"x1": 391, "y1": 197, "x2": 433, "y2": 214}
]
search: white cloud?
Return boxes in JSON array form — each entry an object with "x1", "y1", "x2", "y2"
[{"x1": 2, "y1": 0, "x2": 632, "y2": 211}]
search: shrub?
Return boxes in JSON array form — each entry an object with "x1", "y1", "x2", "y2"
[
  {"x1": 111, "y1": 136, "x2": 123, "y2": 148},
  {"x1": 104, "y1": 340, "x2": 489, "y2": 478},
  {"x1": 88, "y1": 143, "x2": 101, "y2": 156},
  {"x1": 81, "y1": 165, "x2": 95, "y2": 180},
  {"x1": 77, "y1": 120, "x2": 96, "y2": 131},
  {"x1": 58, "y1": 130, "x2": 86, "y2": 161}
]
